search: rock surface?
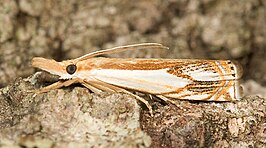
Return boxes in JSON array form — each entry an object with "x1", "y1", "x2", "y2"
[{"x1": 0, "y1": 74, "x2": 151, "y2": 147}]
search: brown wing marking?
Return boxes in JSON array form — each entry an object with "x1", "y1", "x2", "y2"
[
  {"x1": 160, "y1": 61, "x2": 233, "y2": 101},
  {"x1": 166, "y1": 65, "x2": 195, "y2": 81}
]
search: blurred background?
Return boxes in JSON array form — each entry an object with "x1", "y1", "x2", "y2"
[{"x1": 0, "y1": 0, "x2": 265, "y2": 91}]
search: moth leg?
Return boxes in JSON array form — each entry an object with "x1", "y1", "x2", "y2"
[
  {"x1": 156, "y1": 95, "x2": 179, "y2": 106},
  {"x1": 84, "y1": 80, "x2": 154, "y2": 116},
  {"x1": 80, "y1": 82, "x2": 103, "y2": 94},
  {"x1": 66, "y1": 78, "x2": 104, "y2": 94},
  {"x1": 148, "y1": 94, "x2": 154, "y2": 100},
  {"x1": 121, "y1": 89, "x2": 153, "y2": 116},
  {"x1": 31, "y1": 78, "x2": 81, "y2": 94},
  {"x1": 84, "y1": 81, "x2": 117, "y2": 93}
]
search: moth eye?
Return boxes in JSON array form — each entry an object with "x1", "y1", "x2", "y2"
[{"x1": 66, "y1": 64, "x2": 77, "y2": 74}]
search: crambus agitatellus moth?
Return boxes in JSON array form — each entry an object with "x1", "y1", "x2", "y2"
[{"x1": 32, "y1": 43, "x2": 243, "y2": 115}]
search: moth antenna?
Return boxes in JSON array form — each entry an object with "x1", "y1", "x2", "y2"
[{"x1": 74, "y1": 43, "x2": 169, "y2": 62}]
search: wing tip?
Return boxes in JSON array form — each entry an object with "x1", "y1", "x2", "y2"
[{"x1": 232, "y1": 61, "x2": 243, "y2": 79}]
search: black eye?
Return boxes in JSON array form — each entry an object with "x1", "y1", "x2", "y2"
[{"x1": 66, "y1": 64, "x2": 77, "y2": 74}]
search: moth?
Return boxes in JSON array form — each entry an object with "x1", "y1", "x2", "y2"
[{"x1": 31, "y1": 43, "x2": 243, "y2": 115}]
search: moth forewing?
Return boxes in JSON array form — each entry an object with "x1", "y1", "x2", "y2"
[
  {"x1": 90, "y1": 68, "x2": 192, "y2": 94},
  {"x1": 86, "y1": 58, "x2": 243, "y2": 101}
]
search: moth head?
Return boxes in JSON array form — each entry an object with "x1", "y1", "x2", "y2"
[{"x1": 32, "y1": 57, "x2": 79, "y2": 80}]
